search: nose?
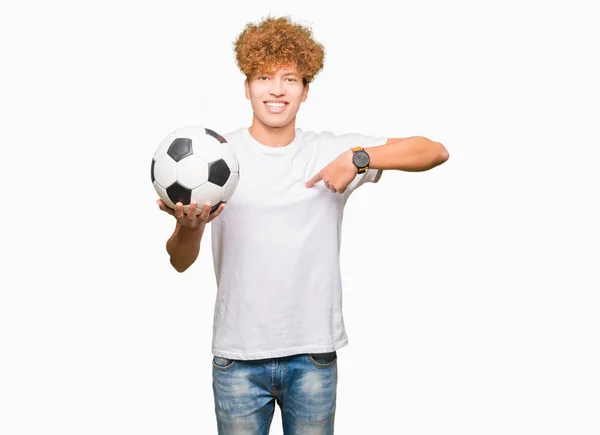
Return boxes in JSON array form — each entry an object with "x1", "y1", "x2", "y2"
[{"x1": 269, "y1": 78, "x2": 284, "y2": 96}]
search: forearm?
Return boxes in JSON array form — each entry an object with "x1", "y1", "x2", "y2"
[
  {"x1": 166, "y1": 223, "x2": 205, "y2": 272},
  {"x1": 364, "y1": 136, "x2": 449, "y2": 172}
]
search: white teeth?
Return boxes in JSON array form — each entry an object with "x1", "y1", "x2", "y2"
[{"x1": 266, "y1": 102, "x2": 285, "y2": 107}]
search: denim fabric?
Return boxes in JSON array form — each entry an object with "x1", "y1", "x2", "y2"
[{"x1": 212, "y1": 351, "x2": 338, "y2": 434}]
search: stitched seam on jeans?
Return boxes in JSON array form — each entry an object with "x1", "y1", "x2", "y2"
[
  {"x1": 308, "y1": 354, "x2": 337, "y2": 368},
  {"x1": 212, "y1": 358, "x2": 236, "y2": 370},
  {"x1": 271, "y1": 359, "x2": 276, "y2": 390},
  {"x1": 282, "y1": 359, "x2": 286, "y2": 390}
]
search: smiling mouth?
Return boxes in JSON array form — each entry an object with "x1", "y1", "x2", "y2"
[{"x1": 264, "y1": 102, "x2": 288, "y2": 113}]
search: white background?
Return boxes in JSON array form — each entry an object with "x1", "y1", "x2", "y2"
[{"x1": 1, "y1": 0, "x2": 598, "y2": 434}]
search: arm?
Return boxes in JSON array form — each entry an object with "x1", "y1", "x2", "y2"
[
  {"x1": 364, "y1": 136, "x2": 449, "y2": 172},
  {"x1": 158, "y1": 200, "x2": 225, "y2": 273},
  {"x1": 166, "y1": 222, "x2": 205, "y2": 273},
  {"x1": 305, "y1": 136, "x2": 449, "y2": 192}
]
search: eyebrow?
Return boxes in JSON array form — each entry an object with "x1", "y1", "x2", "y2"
[{"x1": 256, "y1": 71, "x2": 299, "y2": 77}]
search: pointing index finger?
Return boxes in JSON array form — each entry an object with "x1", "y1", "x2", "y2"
[{"x1": 305, "y1": 172, "x2": 323, "y2": 188}]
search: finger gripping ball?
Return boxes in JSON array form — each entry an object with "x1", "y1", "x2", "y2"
[{"x1": 151, "y1": 126, "x2": 239, "y2": 215}]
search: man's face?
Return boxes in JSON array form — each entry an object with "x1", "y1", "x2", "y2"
[{"x1": 244, "y1": 65, "x2": 309, "y2": 128}]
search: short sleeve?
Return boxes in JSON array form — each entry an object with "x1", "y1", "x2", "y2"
[{"x1": 319, "y1": 131, "x2": 387, "y2": 195}]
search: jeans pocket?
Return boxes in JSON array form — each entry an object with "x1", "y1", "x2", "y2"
[
  {"x1": 212, "y1": 356, "x2": 236, "y2": 370},
  {"x1": 308, "y1": 351, "x2": 337, "y2": 367}
]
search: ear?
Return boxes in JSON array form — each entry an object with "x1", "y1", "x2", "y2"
[
  {"x1": 301, "y1": 83, "x2": 310, "y2": 102},
  {"x1": 244, "y1": 79, "x2": 250, "y2": 100}
]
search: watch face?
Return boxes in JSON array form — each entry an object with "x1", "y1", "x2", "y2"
[{"x1": 353, "y1": 150, "x2": 370, "y2": 167}]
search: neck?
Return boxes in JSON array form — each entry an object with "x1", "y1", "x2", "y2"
[{"x1": 248, "y1": 115, "x2": 296, "y2": 147}]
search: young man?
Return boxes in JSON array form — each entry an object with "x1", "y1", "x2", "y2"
[{"x1": 157, "y1": 16, "x2": 448, "y2": 435}]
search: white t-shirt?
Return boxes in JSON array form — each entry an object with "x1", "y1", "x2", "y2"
[{"x1": 210, "y1": 127, "x2": 387, "y2": 360}]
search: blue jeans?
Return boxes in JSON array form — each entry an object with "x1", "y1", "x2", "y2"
[{"x1": 212, "y1": 351, "x2": 338, "y2": 434}]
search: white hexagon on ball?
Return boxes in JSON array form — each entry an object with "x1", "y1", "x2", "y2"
[
  {"x1": 153, "y1": 154, "x2": 177, "y2": 188},
  {"x1": 195, "y1": 137, "x2": 222, "y2": 164},
  {"x1": 176, "y1": 155, "x2": 209, "y2": 189},
  {"x1": 188, "y1": 182, "x2": 223, "y2": 215}
]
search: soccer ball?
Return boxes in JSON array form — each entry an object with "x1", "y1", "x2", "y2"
[{"x1": 151, "y1": 125, "x2": 239, "y2": 215}]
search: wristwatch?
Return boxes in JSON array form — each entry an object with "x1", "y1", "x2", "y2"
[{"x1": 351, "y1": 146, "x2": 370, "y2": 174}]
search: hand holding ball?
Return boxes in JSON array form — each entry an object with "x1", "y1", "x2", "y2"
[{"x1": 151, "y1": 126, "x2": 239, "y2": 216}]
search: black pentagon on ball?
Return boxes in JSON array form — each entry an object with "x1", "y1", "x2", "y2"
[
  {"x1": 208, "y1": 159, "x2": 231, "y2": 187},
  {"x1": 167, "y1": 138, "x2": 193, "y2": 162},
  {"x1": 166, "y1": 182, "x2": 192, "y2": 205},
  {"x1": 151, "y1": 158, "x2": 155, "y2": 182},
  {"x1": 205, "y1": 128, "x2": 227, "y2": 143}
]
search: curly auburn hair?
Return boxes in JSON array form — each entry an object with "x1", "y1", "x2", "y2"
[{"x1": 233, "y1": 16, "x2": 325, "y2": 86}]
